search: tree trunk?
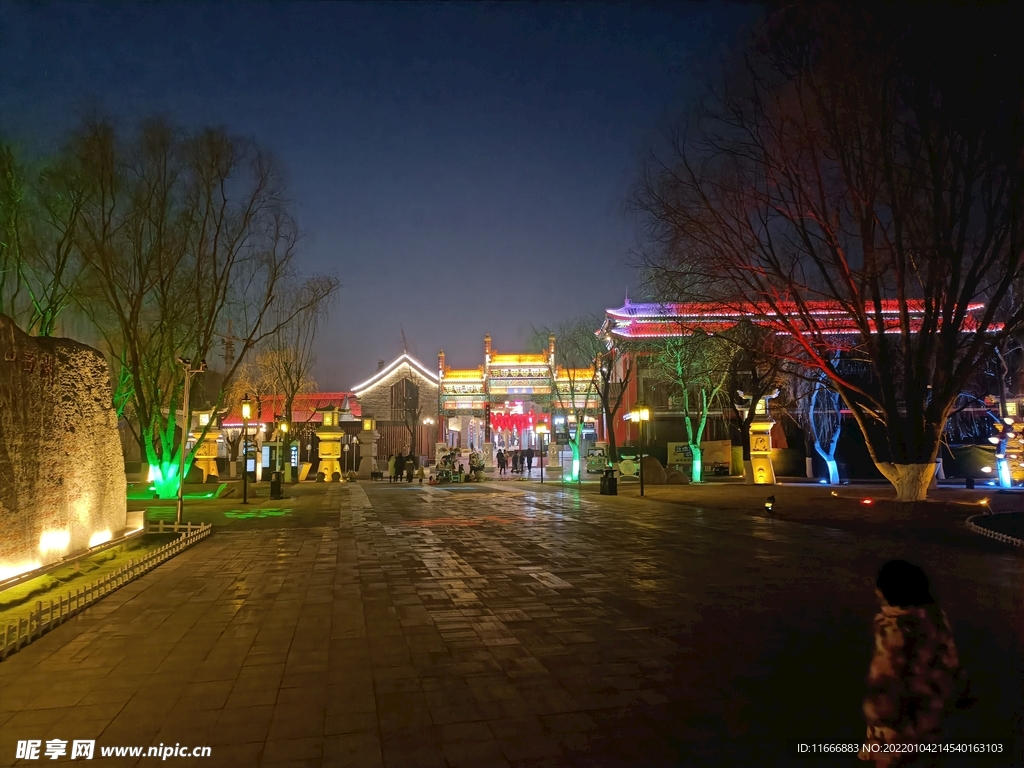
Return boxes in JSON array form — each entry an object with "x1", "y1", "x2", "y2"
[
  {"x1": 690, "y1": 444, "x2": 703, "y2": 483},
  {"x1": 255, "y1": 431, "x2": 264, "y2": 482},
  {"x1": 813, "y1": 440, "x2": 840, "y2": 485},
  {"x1": 226, "y1": 432, "x2": 240, "y2": 478},
  {"x1": 873, "y1": 463, "x2": 935, "y2": 502}
]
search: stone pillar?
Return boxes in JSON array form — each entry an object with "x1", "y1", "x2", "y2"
[{"x1": 357, "y1": 427, "x2": 380, "y2": 479}]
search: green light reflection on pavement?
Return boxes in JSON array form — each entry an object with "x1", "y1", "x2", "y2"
[
  {"x1": 129, "y1": 483, "x2": 227, "y2": 501},
  {"x1": 144, "y1": 507, "x2": 293, "y2": 521},
  {"x1": 224, "y1": 509, "x2": 292, "y2": 519}
]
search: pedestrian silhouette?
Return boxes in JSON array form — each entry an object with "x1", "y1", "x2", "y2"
[{"x1": 858, "y1": 560, "x2": 967, "y2": 765}]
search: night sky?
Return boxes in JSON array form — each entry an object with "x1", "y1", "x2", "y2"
[{"x1": 0, "y1": 2, "x2": 757, "y2": 389}]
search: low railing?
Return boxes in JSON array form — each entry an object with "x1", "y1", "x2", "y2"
[
  {"x1": 965, "y1": 511, "x2": 1024, "y2": 548},
  {"x1": 0, "y1": 523, "x2": 212, "y2": 661},
  {"x1": 146, "y1": 520, "x2": 209, "y2": 535}
]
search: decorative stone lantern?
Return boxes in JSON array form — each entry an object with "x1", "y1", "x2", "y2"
[
  {"x1": 191, "y1": 410, "x2": 222, "y2": 482},
  {"x1": 357, "y1": 414, "x2": 379, "y2": 479},
  {"x1": 744, "y1": 389, "x2": 779, "y2": 485},
  {"x1": 316, "y1": 405, "x2": 344, "y2": 482}
]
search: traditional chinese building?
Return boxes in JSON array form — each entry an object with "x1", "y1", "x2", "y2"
[
  {"x1": 351, "y1": 354, "x2": 440, "y2": 461},
  {"x1": 600, "y1": 296, "x2": 995, "y2": 477},
  {"x1": 220, "y1": 392, "x2": 362, "y2": 478},
  {"x1": 438, "y1": 334, "x2": 602, "y2": 451}
]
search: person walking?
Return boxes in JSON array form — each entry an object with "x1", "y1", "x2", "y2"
[
  {"x1": 858, "y1": 560, "x2": 968, "y2": 766},
  {"x1": 395, "y1": 451, "x2": 406, "y2": 483},
  {"x1": 387, "y1": 454, "x2": 396, "y2": 483},
  {"x1": 525, "y1": 447, "x2": 534, "y2": 475},
  {"x1": 406, "y1": 451, "x2": 416, "y2": 483},
  {"x1": 496, "y1": 450, "x2": 506, "y2": 477},
  {"x1": 511, "y1": 450, "x2": 520, "y2": 474}
]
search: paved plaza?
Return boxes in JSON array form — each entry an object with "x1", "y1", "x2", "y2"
[{"x1": 1, "y1": 481, "x2": 1021, "y2": 767}]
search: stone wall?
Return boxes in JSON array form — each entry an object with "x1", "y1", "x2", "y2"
[{"x1": 0, "y1": 314, "x2": 127, "y2": 579}]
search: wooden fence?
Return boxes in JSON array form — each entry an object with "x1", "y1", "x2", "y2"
[{"x1": 0, "y1": 523, "x2": 212, "y2": 661}]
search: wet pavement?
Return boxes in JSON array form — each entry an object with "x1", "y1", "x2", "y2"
[{"x1": 0, "y1": 481, "x2": 1021, "y2": 767}]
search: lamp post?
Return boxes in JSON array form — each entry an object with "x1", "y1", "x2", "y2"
[
  {"x1": 176, "y1": 357, "x2": 207, "y2": 525},
  {"x1": 630, "y1": 404, "x2": 650, "y2": 497},
  {"x1": 536, "y1": 422, "x2": 549, "y2": 484},
  {"x1": 278, "y1": 420, "x2": 289, "y2": 475},
  {"x1": 357, "y1": 415, "x2": 378, "y2": 479},
  {"x1": 422, "y1": 417, "x2": 435, "y2": 460},
  {"x1": 343, "y1": 443, "x2": 350, "y2": 475},
  {"x1": 241, "y1": 394, "x2": 252, "y2": 504}
]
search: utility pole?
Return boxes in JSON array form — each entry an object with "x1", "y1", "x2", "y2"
[{"x1": 176, "y1": 357, "x2": 207, "y2": 525}]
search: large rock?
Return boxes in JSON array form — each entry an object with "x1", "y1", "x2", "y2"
[
  {"x1": 667, "y1": 469, "x2": 691, "y2": 484},
  {"x1": 0, "y1": 315, "x2": 127, "y2": 579},
  {"x1": 641, "y1": 455, "x2": 668, "y2": 485}
]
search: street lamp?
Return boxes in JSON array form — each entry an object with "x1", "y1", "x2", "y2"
[
  {"x1": 278, "y1": 420, "x2": 289, "y2": 475},
  {"x1": 421, "y1": 417, "x2": 435, "y2": 459},
  {"x1": 176, "y1": 357, "x2": 207, "y2": 525},
  {"x1": 536, "y1": 422, "x2": 549, "y2": 484},
  {"x1": 241, "y1": 394, "x2": 252, "y2": 504},
  {"x1": 343, "y1": 443, "x2": 350, "y2": 475},
  {"x1": 629, "y1": 403, "x2": 650, "y2": 497}
]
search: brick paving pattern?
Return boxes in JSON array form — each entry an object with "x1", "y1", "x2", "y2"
[{"x1": 0, "y1": 481, "x2": 1020, "y2": 767}]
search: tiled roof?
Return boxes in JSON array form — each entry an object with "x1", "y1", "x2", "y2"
[
  {"x1": 606, "y1": 299, "x2": 992, "y2": 339},
  {"x1": 352, "y1": 354, "x2": 439, "y2": 394},
  {"x1": 222, "y1": 392, "x2": 359, "y2": 427}
]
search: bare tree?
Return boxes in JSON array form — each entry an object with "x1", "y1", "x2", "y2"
[
  {"x1": 533, "y1": 320, "x2": 600, "y2": 483},
  {"x1": 595, "y1": 337, "x2": 633, "y2": 465},
  {"x1": 70, "y1": 117, "x2": 336, "y2": 498},
  {"x1": 721, "y1": 324, "x2": 787, "y2": 483},
  {"x1": 796, "y1": 353, "x2": 844, "y2": 485},
  {"x1": 260, "y1": 276, "x2": 339, "y2": 480},
  {"x1": 0, "y1": 143, "x2": 88, "y2": 336},
  {"x1": 224, "y1": 350, "x2": 280, "y2": 480},
  {"x1": 636, "y1": 4, "x2": 1024, "y2": 500},
  {"x1": 397, "y1": 380, "x2": 422, "y2": 454},
  {"x1": 647, "y1": 329, "x2": 730, "y2": 483}
]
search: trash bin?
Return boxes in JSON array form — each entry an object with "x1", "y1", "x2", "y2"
[
  {"x1": 270, "y1": 471, "x2": 283, "y2": 499},
  {"x1": 601, "y1": 468, "x2": 617, "y2": 496}
]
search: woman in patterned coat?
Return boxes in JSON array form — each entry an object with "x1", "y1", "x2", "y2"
[{"x1": 858, "y1": 560, "x2": 964, "y2": 766}]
